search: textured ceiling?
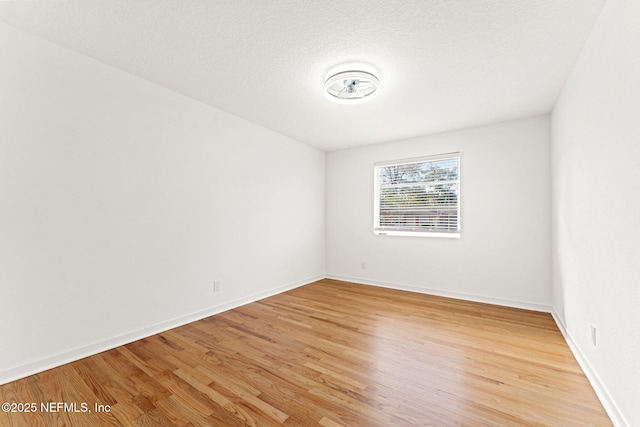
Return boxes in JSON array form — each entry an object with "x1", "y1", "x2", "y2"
[{"x1": 0, "y1": 0, "x2": 607, "y2": 151}]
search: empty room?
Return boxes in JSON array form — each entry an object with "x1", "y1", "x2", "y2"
[{"x1": 0, "y1": 1, "x2": 638, "y2": 426}]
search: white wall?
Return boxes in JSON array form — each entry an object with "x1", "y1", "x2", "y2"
[
  {"x1": 551, "y1": 0, "x2": 640, "y2": 425},
  {"x1": 326, "y1": 116, "x2": 551, "y2": 309},
  {"x1": 0, "y1": 23, "x2": 325, "y2": 383}
]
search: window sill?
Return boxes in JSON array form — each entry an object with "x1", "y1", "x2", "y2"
[{"x1": 373, "y1": 230, "x2": 460, "y2": 238}]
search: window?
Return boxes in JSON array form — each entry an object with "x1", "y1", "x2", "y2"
[{"x1": 373, "y1": 153, "x2": 461, "y2": 237}]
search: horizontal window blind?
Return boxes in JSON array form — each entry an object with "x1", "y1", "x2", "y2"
[{"x1": 374, "y1": 153, "x2": 460, "y2": 236}]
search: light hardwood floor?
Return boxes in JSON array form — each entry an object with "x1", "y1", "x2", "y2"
[{"x1": 0, "y1": 279, "x2": 612, "y2": 426}]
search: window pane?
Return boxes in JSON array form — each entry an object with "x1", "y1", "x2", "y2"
[{"x1": 374, "y1": 154, "x2": 460, "y2": 236}]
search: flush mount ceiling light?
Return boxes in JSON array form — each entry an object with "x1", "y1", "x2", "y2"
[{"x1": 324, "y1": 70, "x2": 379, "y2": 104}]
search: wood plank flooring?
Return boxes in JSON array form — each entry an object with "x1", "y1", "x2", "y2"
[{"x1": 0, "y1": 279, "x2": 612, "y2": 426}]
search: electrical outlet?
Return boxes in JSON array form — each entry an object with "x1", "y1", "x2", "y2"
[
  {"x1": 213, "y1": 280, "x2": 221, "y2": 292},
  {"x1": 590, "y1": 325, "x2": 597, "y2": 346},
  {"x1": 361, "y1": 261, "x2": 367, "y2": 270}
]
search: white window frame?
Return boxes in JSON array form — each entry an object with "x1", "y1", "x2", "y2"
[{"x1": 373, "y1": 152, "x2": 461, "y2": 238}]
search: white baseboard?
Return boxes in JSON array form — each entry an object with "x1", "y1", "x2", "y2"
[
  {"x1": 550, "y1": 310, "x2": 629, "y2": 427},
  {"x1": 326, "y1": 274, "x2": 552, "y2": 313},
  {"x1": 0, "y1": 275, "x2": 323, "y2": 386}
]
